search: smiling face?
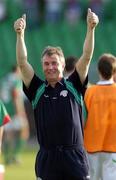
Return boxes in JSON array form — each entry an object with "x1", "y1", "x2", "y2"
[{"x1": 42, "y1": 53, "x2": 65, "y2": 85}]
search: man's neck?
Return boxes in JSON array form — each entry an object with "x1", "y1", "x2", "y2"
[
  {"x1": 48, "y1": 77, "x2": 63, "y2": 87},
  {"x1": 49, "y1": 82, "x2": 57, "y2": 87}
]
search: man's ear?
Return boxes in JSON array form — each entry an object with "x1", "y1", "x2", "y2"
[{"x1": 62, "y1": 62, "x2": 65, "y2": 71}]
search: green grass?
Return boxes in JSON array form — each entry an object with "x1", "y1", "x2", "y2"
[{"x1": 3, "y1": 148, "x2": 37, "y2": 180}]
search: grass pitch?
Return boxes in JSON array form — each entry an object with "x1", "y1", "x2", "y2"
[{"x1": 4, "y1": 147, "x2": 37, "y2": 180}]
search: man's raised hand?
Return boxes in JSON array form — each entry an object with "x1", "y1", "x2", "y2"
[
  {"x1": 14, "y1": 14, "x2": 26, "y2": 34},
  {"x1": 87, "y1": 8, "x2": 99, "y2": 29}
]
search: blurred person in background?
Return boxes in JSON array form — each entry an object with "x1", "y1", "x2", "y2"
[
  {"x1": 64, "y1": 56, "x2": 88, "y2": 96},
  {"x1": 0, "y1": 101, "x2": 10, "y2": 180},
  {"x1": 84, "y1": 53, "x2": 116, "y2": 180},
  {"x1": 23, "y1": 0, "x2": 40, "y2": 29},
  {"x1": 45, "y1": 0, "x2": 64, "y2": 23},
  {"x1": 65, "y1": 0, "x2": 82, "y2": 26},
  {"x1": 0, "y1": 100, "x2": 11, "y2": 154},
  {"x1": 14, "y1": 8, "x2": 99, "y2": 180},
  {"x1": 64, "y1": 56, "x2": 77, "y2": 78},
  {"x1": 0, "y1": 0, "x2": 7, "y2": 22},
  {"x1": 113, "y1": 75, "x2": 116, "y2": 82},
  {"x1": 0, "y1": 65, "x2": 29, "y2": 165},
  {"x1": 113, "y1": 65, "x2": 116, "y2": 82}
]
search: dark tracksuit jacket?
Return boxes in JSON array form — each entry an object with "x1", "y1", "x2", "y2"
[{"x1": 23, "y1": 70, "x2": 89, "y2": 179}]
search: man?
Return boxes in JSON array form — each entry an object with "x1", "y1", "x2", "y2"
[
  {"x1": 0, "y1": 65, "x2": 29, "y2": 164},
  {"x1": 64, "y1": 56, "x2": 77, "y2": 78},
  {"x1": 84, "y1": 53, "x2": 116, "y2": 180},
  {"x1": 0, "y1": 100, "x2": 11, "y2": 154},
  {"x1": 14, "y1": 8, "x2": 99, "y2": 180},
  {"x1": 0, "y1": 101, "x2": 10, "y2": 180}
]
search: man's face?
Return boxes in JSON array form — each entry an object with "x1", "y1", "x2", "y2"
[{"x1": 42, "y1": 54, "x2": 65, "y2": 84}]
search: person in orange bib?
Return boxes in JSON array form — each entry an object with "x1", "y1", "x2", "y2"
[{"x1": 84, "y1": 53, "x2": 116, "y2": 180}]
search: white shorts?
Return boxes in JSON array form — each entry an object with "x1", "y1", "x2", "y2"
[{"x1": 88, "y1": 152, "x2": 116, "y2": 180}]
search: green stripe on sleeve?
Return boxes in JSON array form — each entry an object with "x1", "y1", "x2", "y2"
[
  {"x1": 64, "y1": 79, "x2": 87, "y2": 121},
  {"x1": 32, "y1": 83, "x2": 45, "y2": 109}
]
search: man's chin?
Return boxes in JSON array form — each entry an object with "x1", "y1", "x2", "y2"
[
  {"x1": 47, "y1": 78, "x2": 56, "y2": 82},
  {"x1": 46, "y1": 75, "x2": 62, "y2": 83}
]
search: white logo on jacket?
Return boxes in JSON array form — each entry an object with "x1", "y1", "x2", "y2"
[{"x1": 60, "y1": 90, "x2": 68, "y2": 97}]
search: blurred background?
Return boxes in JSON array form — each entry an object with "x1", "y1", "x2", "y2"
[
  {"x1": 0, "y1": 0, "x2": 116, "y2": 82},
  {"x1": 0, "y1": 0, "x2": 116, "y2": 179}
]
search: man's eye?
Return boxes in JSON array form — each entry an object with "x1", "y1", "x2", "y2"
[
  {"x1": 44, "y1": 62, "x2": 49, "y2": 66},
  {"x1": 52, "y1": 62, "x2": 57, "y2": 65}
]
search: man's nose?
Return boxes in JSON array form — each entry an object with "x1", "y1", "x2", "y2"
[{"x1": 48, "y1": 64, "x2": 53, "y2": 69}]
